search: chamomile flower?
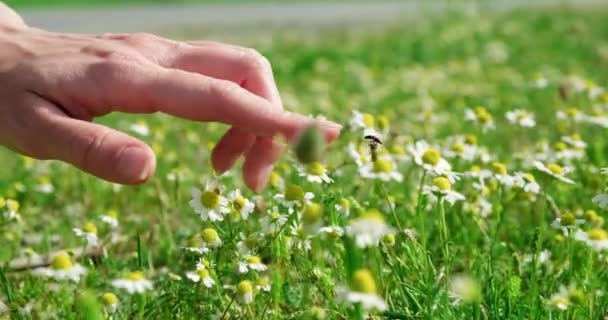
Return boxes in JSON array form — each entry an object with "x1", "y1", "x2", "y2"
[
  {"x1": 129, "y1": 120, "x2": 150, "y2": 136},
  {"x1": 442, "y1": 135, "x2": 478, "y2": 161},
  {"x1": 532, "y1": 73, "x2": 548, "y2": 88},
  {"x1": 237, "y1": 280, "x2": 254, "y2": 304},
  {"x1": 592, "y1": 193, "x2": 608, "y2": 209},
  {"x1": 185, "y1": 268, "x2": 215, "y2": 288},
  {"x1": 334, "y1": 197, "x2": 351, "y2": 217},
  {"x1": 100, "y1": 209, "x2": 119, "y2": 229},
  {"x1": 73, "y1": 222, "x2": 99, "y2": 247},
  {"x1": 255, "y1": 276, "x2": 271, "y2": 292},
  {"x1": 547, "y1": 286, "x2": 571, "y2": 311},
  {"x1": 260, "y1": 208, "x2": 289, "y2": 235},
  {"x1": 302, "y1": 202, "x2": 324, "y2": 234},
  {"x1": 189, "y1": 183, "x2": 230, "y2": 222},
  {"x1": 319, "y1": 225, "x2": 345, "y2": 239},
  {"x1": 101, "y1": 292, "x2": 119, "y2": 314},
  {"x1": 506, "y1": 109, "x2": 536, "y2": 127},
  {"x1": 465, "y1": 106, "x2": 495, "y2": 131},
  {"x1": 36, "y1": 176, "x2": 54, "y2": 194},
  {"x1": 336, "y1": 268, "x2": 386, "y2": 311},
  {"x1": 449, "y1": 274, "x2": 482, "y2": 304},
  {"x1": 358, "y1": 157, "x2": 403, "y2": 182},
  {"x1": 490, "y1": 162, "x2": 516, "y2": 188},
  {"x1": 346, "y1": 209, "x2": 394, "y2": 248},
  {"x1": 556, "y1": 108, "x2": 585, "y2": 122},
  {"x1": 533, "y1": 161, "x2": 575, "y2": 184},
  {"x1": 574, "y1": 228, "x2": 608, "y2": 251},
  {"x1": 561, "y1": 134, "x2": 587, "y2": 149},
  {"x1": 513, "y1": 172, "x2": 540, "y2": 194},
  {"x1": 32, "y1": 252, "x2": 87, "y2": 282},
  {"x1": 349, "y1": 110, "x2": 375, "y2": 131},
  {"x1": 238, "y1": 255, "x2": 267, "y2": 274},
  {"x1": 551, "y1": 212, "x2": 584, "y2": 235},
  {"x1": 422, "y1": 176, "x2": 466, "y2": 205},
  {"x1": 409, "y1": 141, "x2": 454, "y2": 178},
  {"x1": 289, "y1": 224, "x2": 313, "y2": 251},
  {"x1": 227, "y1": 189, "x2": 255, "y2": 220},
  {"x1": 184, "y1": 235, "x2": 209, "y2": 255},
  {"x1": 1, "y1": 198, "x2": 20, "y2": 221},
  {"x1": 111, "y1": 271, "x2": 153, "y2": 294},
  {"x1": 274, "y1": 184, "x2": 314, "y2": 208},
  {"x1": 298, "y1": 162, "x2": 333, "y2": 184},
  {"x1": 201, "y1": 227, "x2": 222, "y2": 249}
]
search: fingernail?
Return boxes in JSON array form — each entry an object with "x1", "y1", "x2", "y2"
[{"x1": 117, "y1": 146, "x2": 155, "y2": 184}]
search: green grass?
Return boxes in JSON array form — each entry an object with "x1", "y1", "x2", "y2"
[
  {"x1": 2, "y1": 7, "x2": 608, "y2": 320},
  {"x1": 6, "y1": 0, "x2": 354, "y2": 9}
]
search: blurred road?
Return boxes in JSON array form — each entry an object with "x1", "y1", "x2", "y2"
[{"x1": 19, "y1": 0, "x2": 608, "y2": 34}]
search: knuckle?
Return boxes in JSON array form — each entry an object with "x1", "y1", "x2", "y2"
[
  {"x1": 240, "y1": 48, "x2": 272, "y2": 74},
  {"x1": 122, "y1": 32, "x2": 160, "y2": 46},
  {"x1": 78, "y1": 129, "x2": 113, "y2": 170}
]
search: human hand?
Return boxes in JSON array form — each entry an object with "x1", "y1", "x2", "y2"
[{"x1": 0, "y1": 21, "x2": 341, "y2": 191}]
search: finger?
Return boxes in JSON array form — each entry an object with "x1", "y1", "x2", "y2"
[
  {"x1": 27, "y1": 56, "x2": 341, "y2": 141},
  {"x1": 211, "y1": 127, "x2": 256, "y2": 174},
  {"x1": 22, "y1": 93, "x2": 156, "y2": 185},
  {"x1": 242, "y1": 137, "x2": 285, "y2": 192}
]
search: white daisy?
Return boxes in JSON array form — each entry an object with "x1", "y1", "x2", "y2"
[
  {"x1": 101, "y1": 292, "x2": 119, "y2": 314},
  {"x1": 185, "y1": 268, "x2": 215, "y2": 288},
  {"x1": 319, "y1": 225, "x2": 345, "y2": 239},
  {"x1": 336, "y1": 269, "x2": 386, "y2": 311},
  {"x1": 548, "y1": 286, "x2": 570, "y2": 311},
  {"x1": 574, "y1": 229, "x2": 608, "y2": 252},
  {"x1": 358, "y1": 157, "x2": 403, "y2": 182},
  {"x1": 297, "y1": 162, "x2": 333, "y2": 184},
  {"x1": 73, "y1": 223, "x2": 99, "y2": 247},
  {"x1": 129, "y1": 121, "x2": 150, "y2": 137},
  {"x1": 422, "y1": 177, "x2": 466, "y2": 205},
  {"x1": 533, "y1": 161, "x2": 575, "y2": 184},
  {"x1": 255, "y1": 276, "x2": 271, "y2": 292},
  {"x1": 551, "y1": 212, "x2": 584, "y2": 235},
  {"x1": 273, "y1": 185, "x2": 314, "y2": 208},
  {"x1": 111, "y1": 271, "x2": 153, "y2": 294},
  {"x1": 228, "y1": 189, "x2": 255, "y2": 220},
  {"x1": 513, "y1": 172, "x2": 540, "y2": 194},
  {"x1": 506, "y1": 109, "x2": 535, "y2": 127},
  {"x1": 346, "y1": 210, "x2": 394, "y2": 248},
  {"x1": 409, "y1": 141, "x2": 453, "y2": 178},
  {"x1": 237, "y1": 280, "x2": 254, "y2": 304},
  {"x1": 237, "y1": 255, "x2": 267, "y2": 274},
  {"x1": 349, "y1": 110, "x2": 375, "y2": 131},
  {"x1": 32, "y1": 252, "x2": 87, "y2": 282},
  {"x1": 189, "y1": 183, "x2": 230, "y2": 222},
  {"x1": 465, "y1": 106, "x2": 495, "y2": 131},
  {"x1": 100, "y1": 210, "x2": 119, "y2": 229}
]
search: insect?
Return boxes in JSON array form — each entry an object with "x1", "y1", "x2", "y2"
[{"x1": 364, "y1": 133, "x2": 383, "y2": 162}]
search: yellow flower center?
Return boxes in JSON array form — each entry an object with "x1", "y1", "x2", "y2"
[
  {"x1": 565, "y1": 108, "x2": 578, "y2": 117},
  {"x1": 588, "y1": 228, "x2": 608, "y2": 241},
  {"x1": 201, "y1": 228, "x2": 219, "y2": 243},
  {"x1": 554, "y1": 142, "x2": 567, "y2": 151},
  {"x1": 285, "y1": 185, "x2": 305, "y2": 202},
  {"x1": 377, "y1": 115, "x2": 389, "y2": 130},
  {"x1": 451, "y1": 143, "x2": 465, "y2": 153},
  {"x1": 474, "y1": 107, "x2": 492, "y2": 124},
  {"x1": 547, "y1": 163, "x2": 564, "y2": 175},
  {"x1": 83, "y1": 223, "x2": 97, "y2": 235},
  {"x1": 351, "y1": 269, "x2": 378, "y2": 294},
  {"x1": 391, "y1": 145, "x2": 405, "y2": 155},
  {"x1": 125, "y1": 271, "x2": 145, "y2": 281},
  {"x1": 491, "y1": 162, "x2": 507, "y2": 175},
  {"x1": 516, "y1": 112, "x2": 528, "y2": 121},
  {"x1": 469, "y1": 165, "x2": 481, "y2": 173},
  {"x1": 196, "y1": 268, "x2": 210, "y2": 279},
  {"x1": 422, "y1": 148, "x2": 441, "y2": 165},
  {"x1": 106, "y1": 210, "x2": 118, "y2": 219},
  {"x1": 306, "y1": 162, "x2": 326, "y2": 176},
  {"x1": 246, "y1": 255, "x2": 262, "y2": 264},
  {"x1": 373, "y1": 159, "x2": 393, "y2": 173},
  {"x1": 50, "y1": 252, "x2": 73, "y2": 270},
  {"x1": 338, "y1": 198, "x2": 350, "y2": 209},
  {"x1": 523, "y1": 173, "x2": 535, "y2": 182},
  {"x1": 187, "y1": 236, "x2": 201, "y2": 248},
  {"x1": 256, "y1": 276, "x2": 269, "y2": 287},
  {"x1": 433, "y1": 177, "x2": 452, "y2": 191},
  {"x1": 359, "y1": 209, "x2": 385, "y2": 223},
  {"x1": 233, "y1": 197, "x2": 246, "y2": 211},
  {"x1": 303, "y1": 203, "x2": 324, "y2": 225},
  {"x1": 550, "y1": 296, "x2": 570, "y2": 308},
  {"x1": 464, "y1": 134, "x2": 477, "y2": 145},
  {"x1": 102, "y1": 292, "x2": 118, "y2": 305},
  {"x1": 570, "y1": 133, "x2": 581, "y2": 141},
  {"x1": 362, "y1": 113, "x2": 375, "y2": 128},
  {"x1": 237, "y1": 280, "x2": 253, "y2": 294},
  {"x1": 269, "y1": 171, "x2": 281, "y2": 187},
  {"x1": 560, "y1": 212, "x2": 576, "y2": 226},
  {"x1": 201, "y1": 190, "x2": 220, "y2": 209},
  {"x1": 6, "y1": 199, "x2": 19, "y2": 211},
  {"x1": 383, "y1": 234, "x2": 396, "y2": 246}
]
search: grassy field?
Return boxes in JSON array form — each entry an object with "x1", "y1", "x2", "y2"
[{"x1": 2, "y1": 6, "x2": 608, "y2": 320}]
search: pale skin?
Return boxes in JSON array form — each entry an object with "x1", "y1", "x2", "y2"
[{"x1": 0, "y1": 3, "x2": 341, "y2": 191}]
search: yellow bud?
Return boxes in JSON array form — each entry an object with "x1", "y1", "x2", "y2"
[
  {"x1": 422, "y1": 148, "x2": 441, "y2": 165},
  {"x1": 201, "y1": 190, "x2": 220, "y2": 208},
  {"x1": 351, "y1": 269, "x2": 378, "y2": 294},
  {"x1": 51, "y1": 252, "x2": 73, "y2": 270},
  {"x1": 102, "y1": 292, "x2": 118, "y2": 305}
]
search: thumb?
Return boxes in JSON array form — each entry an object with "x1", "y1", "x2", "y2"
[{"x1": 25, "y1": 96, "x2": 156, "y2": 185}]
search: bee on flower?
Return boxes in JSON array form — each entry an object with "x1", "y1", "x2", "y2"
[
  {"x1": 273, "y1": 184, "x2": 314, "y2": 208},
  {"x1": 73, "y1": 222, "x2": 99, "y2": 248},
  {"x1": 533, "y1": 161, "x2": 575, "y2": 184},
  {"x1": 32, "y1": 251, "x2": 87, "y2": 282},
  {"x1": 573, "y1": 228, "x2": 608, "y2": 252},
  {"x1": 422, "y1": 176, "x2": 466, "y2": 205},
  {"x1": 346, "y1": 209, "x2": 394, "y2": 248},
  {"x1": 227, "y1": 189, "x2": 255, "y2": 220},
  {"x1": 506, "y1": 109, "x2": 536, "y2": 127},
  {"x1": 185, "y1": 267, "x2": 215, "y2": 288},
  {"x1": 189, "y1": 182, "x2": 230, "y2": 222},
  {"x1": 111, "y1": 271, "x2": 153, "y2": 294},
  {"x1": 336, "y1": 268, "x2": 386, "y2": 311},
  {"x1": 465, "y1": 106, "x2": 495, "y2": 131},
  {"x1": 237, "y1": 255, "x2": 267, "y2": 274},
  {"x1": 297, "y1": 162, "x2": 333, "y2": 184}
]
